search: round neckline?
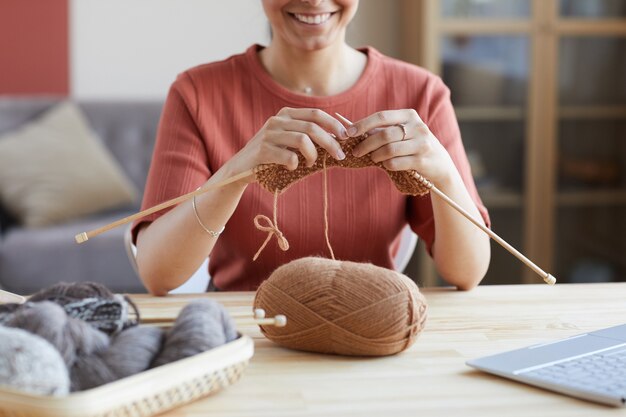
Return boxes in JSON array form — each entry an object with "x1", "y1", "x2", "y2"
[{"x1": 246, "y1": 44, "x2": 380, "y2": 107}]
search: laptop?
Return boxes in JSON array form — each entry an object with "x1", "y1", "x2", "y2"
[{"x1": 466, "y1": 323, "x2": 626, "y2": 407}]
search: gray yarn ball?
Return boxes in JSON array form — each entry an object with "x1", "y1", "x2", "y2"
[
  {"x1": 0, "y1": 326, "x2": 70, "y2": 396},
  {"x1": 151, "y1": 299, "x2": 237, "y2": 368},
  {"x1": 104, "y1": 326, "x2": 164, "y2": 378},
  {"x1": 5, "y1": 301, "x2": 109, "y2": 368},
  {"x1": 71, "y1": 325, "x2": 163, "y2": 391}
]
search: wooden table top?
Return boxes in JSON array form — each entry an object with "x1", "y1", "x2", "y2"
[{"x1": 131, "y1": 283, "x2": 626, "y2": 416}]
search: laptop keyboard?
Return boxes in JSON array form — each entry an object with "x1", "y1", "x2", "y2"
[{"x1": 520, "y1": 348, "x2": 626, "y2": 398}]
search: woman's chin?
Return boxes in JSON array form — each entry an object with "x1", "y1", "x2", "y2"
[{"x1": 289, "y1": 35, "x2": 342, "y2": 52}]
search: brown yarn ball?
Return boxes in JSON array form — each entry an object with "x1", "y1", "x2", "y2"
[{"x1": 253, "y1": 257, "x2": 428, "y2": 356}]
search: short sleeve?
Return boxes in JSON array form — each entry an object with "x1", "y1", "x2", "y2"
[
  {"x1": 408, "y1": 76, "x2": 490, "y2": 255},
  {"x1": 131, "y1": 73, "x2": 210, "y2": 243}
]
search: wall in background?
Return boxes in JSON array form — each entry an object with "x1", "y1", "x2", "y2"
[
  {"x1": 349, "y1": 0, "x2": 400, "y2": 58},
  {"x1": 0, "y1": 0, "x2": 69, "y2": 95},
  {"x1": 70, "y1": 0, "x2": 270, "y2": 99},
  {"x1": 0, "y1": 0, "x2": 402, "y2": 99}
]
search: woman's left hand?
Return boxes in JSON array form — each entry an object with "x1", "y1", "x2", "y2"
[{"x1": 346, "y1": 109, "x2": 456, "y2": 187}]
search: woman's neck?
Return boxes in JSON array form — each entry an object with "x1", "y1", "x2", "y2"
[{"x1": 259, "y1": 41, "x2": 367, "y2": 97}]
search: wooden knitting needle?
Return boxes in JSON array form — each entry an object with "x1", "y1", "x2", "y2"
[
  {"x1": 0, "y1": 290, "x2": 286, "y2": 326},
  {"x1": 0, "y1": 289, "x2": 26, "y2": 304},
  {"x1": 139, "y1": 308, "x2": 287, "y2": 327},
  {"x1": 235, "y1": 315, "x2": 287, "y2": 327},
  {"x1": 143, "y1": 316, "x2": 287, "y2": 328},
  {"x1": 334, "y1": 112, "x2": 556, "y2": 286},
  {"x1": 75, "y1": 169, "x2": 256, "y2": 243},
  {"x1": 0, "y1": 288, "x2": 287, "y2": 328}
]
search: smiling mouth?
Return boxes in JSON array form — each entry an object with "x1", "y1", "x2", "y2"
[{"x1": 289, "y1": 12, "x2": 336, "y2": 25}]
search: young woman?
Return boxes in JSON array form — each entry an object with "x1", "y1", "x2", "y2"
[{"x1": 133, "y1": 0, "x2": 491, "y2": 294}]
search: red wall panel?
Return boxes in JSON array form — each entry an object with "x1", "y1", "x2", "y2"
[{"x1": 0, "y1": 0, "x2": 69, "y2": 95}]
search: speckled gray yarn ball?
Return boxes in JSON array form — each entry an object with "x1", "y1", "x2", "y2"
[
  {"x1": 0, "y1": 326, "x2": 70, "y2": 396},
  {"x1": 29, "y1": 281, "x2": 115, "y2": 302},
  {"x1": 151, "y1": 299, "x2": 237, "y2": 368},
  {"x1": 28, "y1": 281, "x2": 139, "y2": 335}
]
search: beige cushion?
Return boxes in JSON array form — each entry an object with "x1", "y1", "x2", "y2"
[{"x1": 0, "y1": 102, "x2": 137, "y2": 227}]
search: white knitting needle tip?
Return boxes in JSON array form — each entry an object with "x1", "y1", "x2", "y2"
[
  {"x1": 274, "y1": 315, "x2": 287, "y2": 327},
  {"x1": 253, "y1": 308, "x2": 266, "y2": 319}
]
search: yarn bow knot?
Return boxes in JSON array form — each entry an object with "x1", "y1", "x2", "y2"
[{"x1": 253, "y1": 213, "x2": 289, "y2": 261}]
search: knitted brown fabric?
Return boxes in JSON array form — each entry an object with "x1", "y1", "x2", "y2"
[
  {"x1": 255, "y1": 135, "x2": 431, "y2": 196},
  {"x1": 253, "y1": 257, "x2": 428, "y2": 357}
]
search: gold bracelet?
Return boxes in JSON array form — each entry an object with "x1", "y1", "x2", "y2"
[{"x1": 192, "y1": 193, "x2": 225, "y2": 238}]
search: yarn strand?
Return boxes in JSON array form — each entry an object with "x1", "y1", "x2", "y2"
[
  {"x1": 253, "y1": 190, "x2": 289, "y2": 261},
  {"x1": 322, "y1": 154, "x2": 335, "y2": 260}
]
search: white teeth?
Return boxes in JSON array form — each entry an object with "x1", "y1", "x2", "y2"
[{"x1": 293, "y1": 13, "x2": 331, "y2": 25}]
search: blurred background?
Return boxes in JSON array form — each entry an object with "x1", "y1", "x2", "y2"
[{"x1": 0, "y1": 0, "x2": 625, "y2": 291}]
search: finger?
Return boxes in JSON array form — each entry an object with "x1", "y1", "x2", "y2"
[
  {"x1": 352, "y1": 125, "x2": 408, "y2": 158},
  {"x1": 278, "y1": 119, "x2": 346, "y2": 161},
  {"x1": 381, "y1": 155, "x2": 418, "y2": 172},
  {"x1": 269, "y1": 131, "x2": 318, "y2": 167},
  {"x1": 369, "y1": 140, "x2": 416, "y2": 164},
  {"x1": 280, "y1": 107, "x2": 348, "y2": 140},
  {"x1": 347, "y1": 110, "x2": 421, "y2": 137},
  {"x1": 268, "y1": 145, "x2": 300, "y2": 171}
]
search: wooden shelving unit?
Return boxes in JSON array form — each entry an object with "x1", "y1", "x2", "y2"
[
  {"x1": 481, "y1": 190, "x2": 524, "y2": 208},
  {"x1": 557, "y1": 190, "x2": 626, "y2": 206},
  {"x1": 559, "y1": 106, "x2": 626, "y2": 119},
  {"x1": 455, "y1": 106, "x2": 525, "y2": 121},
  {"x1": 401, "y1": 0, "x2": 626, "y2": 286}
]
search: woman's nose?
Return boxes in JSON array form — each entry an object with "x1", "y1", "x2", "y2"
[{"x1": 301, "y1": 0, "x2": 324, "y2": 6}]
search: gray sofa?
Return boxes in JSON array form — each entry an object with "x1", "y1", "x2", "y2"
[{"x1": 0, "y1": 98, "x2": 163, "y2": 294}]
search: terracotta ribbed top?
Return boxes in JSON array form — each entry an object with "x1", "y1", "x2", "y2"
[{"x1": 133, "y1": 45, "x2": 489, "y2": 291}]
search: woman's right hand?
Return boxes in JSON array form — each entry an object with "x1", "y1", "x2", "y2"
[{"x1": 220, "y1": 107, "x2": 349, "y2": 184}]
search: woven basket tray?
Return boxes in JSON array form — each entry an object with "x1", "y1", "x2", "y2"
[{"x1": 0, "y1": 333, "x2": 254, "y2": 417}]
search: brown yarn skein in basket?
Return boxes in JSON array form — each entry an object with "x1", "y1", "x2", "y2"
[{"x1": 254, "y1": 257, "x2": 428, "y2": 356}]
